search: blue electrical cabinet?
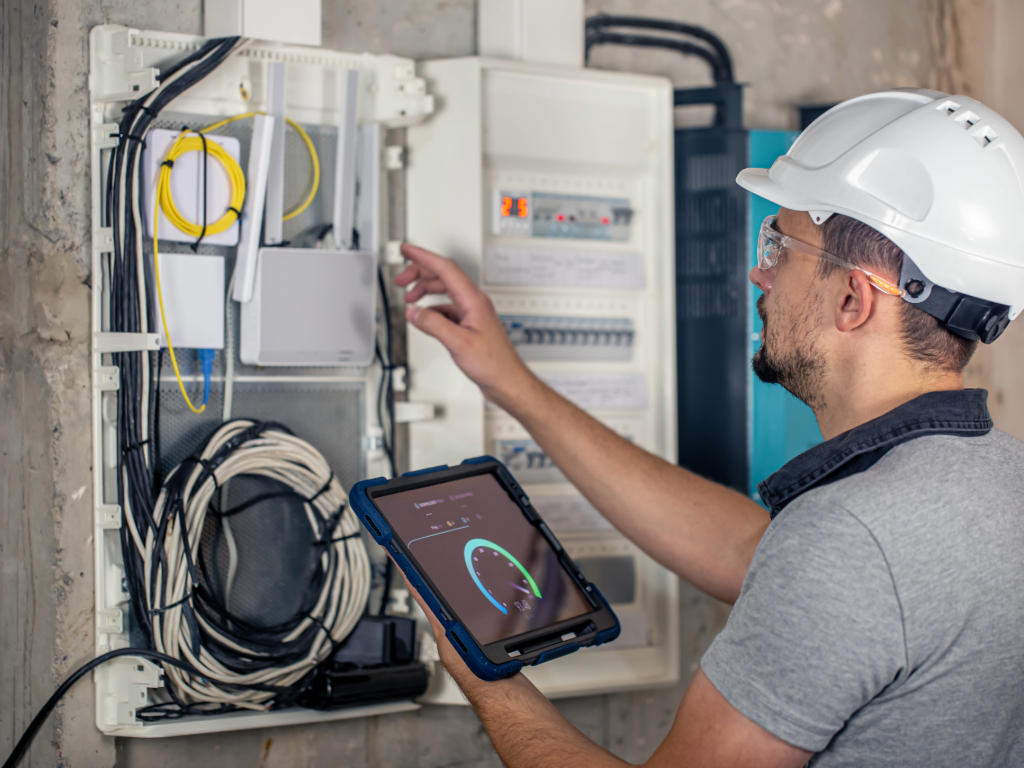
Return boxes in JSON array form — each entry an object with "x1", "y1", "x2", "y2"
[
  {"x1": 746, "y1": 130, "x2": 823, "y2": 502},
  {"x1": 674, "y1": 91, "x2": 823, "y2": 506}
]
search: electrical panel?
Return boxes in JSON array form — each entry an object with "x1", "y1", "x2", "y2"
[
  {"x1": 88, "y1": 26, "x2": 433, "y2": 737},
  {"x1": 407, "y1": 58, "x2": 678, "y2": 701}
]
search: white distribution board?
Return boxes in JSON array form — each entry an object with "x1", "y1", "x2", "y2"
[{"x1": 407, "y1": 57, "x2": 679, "y2": 703}]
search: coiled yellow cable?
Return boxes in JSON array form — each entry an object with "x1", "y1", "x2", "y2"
[
  {"x1": 154, "y1": 115, "x2": 321, "y2": 414},
  {"x1": 158, "y1": 130, "x2": 248, "y2": 239}
]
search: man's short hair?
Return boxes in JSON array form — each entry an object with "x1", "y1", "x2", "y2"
[{"x1": 818, "y1": 214, "x2": 978, "y2": 372}]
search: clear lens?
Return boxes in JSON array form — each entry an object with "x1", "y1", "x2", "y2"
[{"x1": 757, "y1": 215, "x2": 780, "y2": 270}]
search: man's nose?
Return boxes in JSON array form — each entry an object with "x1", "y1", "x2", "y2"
[{"x1": 749, "y1": 264, "x2": 774, "y2": 294}]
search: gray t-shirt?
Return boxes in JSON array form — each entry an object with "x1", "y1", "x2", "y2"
[{"x1": 702, "y1": 429, "x2": 1024, "y2": 766}]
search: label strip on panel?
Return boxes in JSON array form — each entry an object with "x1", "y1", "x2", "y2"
[{"x1": 484, "y1": 247, "x2": 646, "y2": 289}]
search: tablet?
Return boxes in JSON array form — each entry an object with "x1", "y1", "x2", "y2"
[{"x1": 351, "y1": 456, "x2": 620, "y2": 681}]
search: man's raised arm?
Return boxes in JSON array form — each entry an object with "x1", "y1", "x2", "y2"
[{"x1": 396, "y1": 243, "x2": 769, "y2": 603}]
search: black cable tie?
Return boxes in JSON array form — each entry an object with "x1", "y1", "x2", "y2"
[
  {"x1": 148, "y1": 590, "x2": 193, "y2": 615},
  {"x1": 306, "y1": 612, "x2": 331, "y2": 636},
  {"x1": 198, "y1": 458, "x2": 219, "y2": 492},
  {"x1": 122, "y1": 438, "x2": 151, "y2": 455},
  {"x1": 114, "y1": 132, "x2": 144, "y2": 144},
  {"x1": 227, "y1": 206, "x2": 241, "y2": 220},
  {"x1": 307, "y1": 473, "x2": 334, "y2": 505},
  {"x1": 161, "y1": 159, "x2": 174, "y2": 169},
  {"x1": 313, "y1": 531, "x2": 360, "y2": 547},
  {"x1": 140, "y1": 105, "x2": 157, "y2": 117}
]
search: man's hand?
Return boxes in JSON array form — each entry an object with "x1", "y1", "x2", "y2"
[
  {"x1": 395, "y1": 242, "x2": 769, "y2": 604},
  {"x1": 396, "y1": 243, "x2": 537, "y2": 410}
]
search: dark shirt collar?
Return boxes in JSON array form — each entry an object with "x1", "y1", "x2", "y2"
[{"x1": 758, "y1": 389, "x2": 993, "y2": 518}]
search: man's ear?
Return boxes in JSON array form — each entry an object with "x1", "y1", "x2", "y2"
[{"x1": 835, "y1": 269, "x2": 875, "y2": 333}]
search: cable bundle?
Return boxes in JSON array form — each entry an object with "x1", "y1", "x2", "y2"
[
  {"x1": 133, "y1": 420, "x2": 370, "y2": 715},
  {"x1": 106, "y1": 35, "x2": 246, "y2": 657}
]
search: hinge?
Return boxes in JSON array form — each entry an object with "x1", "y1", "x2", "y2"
[
  {"x1": 93, "y1": 122, "x2": 121, "y2": 149},
  {"x1": 94, "y1": 332, "x2": 160, "y2": 353},
  {"x1": 97, "y1": 609, "x2": 124, "y2": 634},
  {"x1": 96, "y1": 504, "x2": 122, "y2": 529},
  {"x1": 96, "y1": 365, "x2": 120, "y2": 391}
]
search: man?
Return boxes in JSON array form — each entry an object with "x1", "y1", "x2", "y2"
[{"x1": 393, "y1": 89, "x2": 1024, "y2": 766}]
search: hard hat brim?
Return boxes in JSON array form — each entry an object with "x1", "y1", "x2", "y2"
[{"x1": 735, "y1": 168, "x2": 824, "y2": 214}]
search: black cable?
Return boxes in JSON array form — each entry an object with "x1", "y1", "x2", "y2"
[
  {"x1": 1, "y1": 647, "x2": 263, "y2": 768},
  {"x1": 102, "y1": 33, "x2": 243, "y2": 694},
  {"x1": 585, "y1": 13, "x2": 734, "y2": 81},
  {"x1": 585, "y1": 30, "x2": 730, "y2": 83},
  {"x1": 375, "y1": 267, "x2": 400, "y2": 615}
]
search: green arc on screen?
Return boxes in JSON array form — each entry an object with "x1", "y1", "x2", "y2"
[{"x1": 464, "y1": 537, "x2": 542, "y2": 615}]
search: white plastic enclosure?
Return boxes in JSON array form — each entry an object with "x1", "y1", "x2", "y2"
[
  {"x1": 88, "y1": 25, "x2": 433, "y2": 737},
  {"x1": 406, "y1": 57, "x2": 679, "y2": 703}
]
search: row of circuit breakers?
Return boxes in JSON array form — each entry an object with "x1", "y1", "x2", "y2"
[{"x1": 494, "y1": 189, "x2": 637, "y2": 362}]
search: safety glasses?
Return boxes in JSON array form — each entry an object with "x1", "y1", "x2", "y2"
[{"x1": 757, "y1": 215, "x2": 904, "y2": 297}]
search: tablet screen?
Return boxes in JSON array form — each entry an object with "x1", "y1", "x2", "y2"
[{"x1": 374, "y1": 472, "x2": 594, "y2": 646}]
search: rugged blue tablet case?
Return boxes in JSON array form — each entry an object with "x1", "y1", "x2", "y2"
[{"x1": 351, "y1": 456, "x2": 620, "y2": 682}]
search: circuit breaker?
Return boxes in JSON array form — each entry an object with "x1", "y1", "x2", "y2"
[{"x1": 406, "y1": 58, "x2": 678, "y2": 701}]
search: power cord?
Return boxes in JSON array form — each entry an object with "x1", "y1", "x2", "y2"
[{"x1": 1, "y1": 648, "x2": 260, "y2": 768}]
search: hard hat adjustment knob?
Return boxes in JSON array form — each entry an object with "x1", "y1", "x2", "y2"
[{"x1": 904, "y1": 279, "x2": 926, "y2": 298}]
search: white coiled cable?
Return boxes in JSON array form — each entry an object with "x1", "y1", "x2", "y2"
[{"x1": 143, "y1": 420, "x2": 370, "y2": 711}]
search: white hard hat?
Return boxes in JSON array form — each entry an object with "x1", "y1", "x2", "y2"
[{"x1": 738, "y1": 88, "x2": 1024, "y2": 343}]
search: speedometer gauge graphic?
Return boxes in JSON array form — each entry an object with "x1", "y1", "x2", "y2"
[{"x1": 464, "y1": 538, "x2": 542, "y2": 615}]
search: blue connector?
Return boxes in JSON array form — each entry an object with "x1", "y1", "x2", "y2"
[{"x1": 197, "y1": 348, "x2": 216, "y2": 406}]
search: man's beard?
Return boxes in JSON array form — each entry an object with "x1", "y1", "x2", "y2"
[{"x1": 752, "y1": 294, "x2": 827, "y2": 411}]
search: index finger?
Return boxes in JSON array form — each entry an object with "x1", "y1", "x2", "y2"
[{"x1": 400, "y1": 243, "x2": 484, "y2": 312}]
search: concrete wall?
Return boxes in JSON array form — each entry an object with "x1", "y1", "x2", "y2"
[
  {"x1": 1, "y1": 1, "x2": 976, "y2": 766},
  {"x1": 949, "y1": 0, "x2": 1024, "y2": 440}
]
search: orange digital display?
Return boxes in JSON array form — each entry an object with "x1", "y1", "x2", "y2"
[{"x1": 500, "y1": 195, "x2": 529, "y2": 218}]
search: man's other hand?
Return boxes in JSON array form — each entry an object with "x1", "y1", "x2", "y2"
[{"x1": 396, "y1": 243, "x2": 535, "y2": 407}]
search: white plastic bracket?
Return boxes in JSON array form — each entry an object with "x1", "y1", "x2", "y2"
[
  {"x1": 363, "y1": 426, "x2": 385, "y2": 460},
  {"x1": 385, "y1": 145, "x2": 405, "y2": 170},
  {"x1": 93, "y1": 123, "x2": 121, "y2": 150},
  {"x1": 395, "y1": 402, "x2": 436, "y2": 423},
  {"x1": 385, "y1": 241, "x2": 404, "y2": 266},
  {"x1": 374, "y1": 56, "x2": 434, "y2": 127},
  {"x1": 392, "y1": 366, "x2": 407, "y2": 392},
  {"x1": 96, "y1": 504, "x2": 122, "y2": 529},
  {"x1": 93, "y1": 227, "x2": 114, "y2": 252},
  {"x1": 97, "y1": 608, "x2": 124, "y2": 635},
  {"x1": 104, "y1": 658, "x2": 164, "y2": 726},
  {"x1": 95, "y1": 366, "x2": 120, "y2": 391},
  {"x1": 94, "y1": 332, "x2": 160, "y2": 353},
  {"x1": 89, "y1": 27, "x2": 159, "y2": 103}
]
